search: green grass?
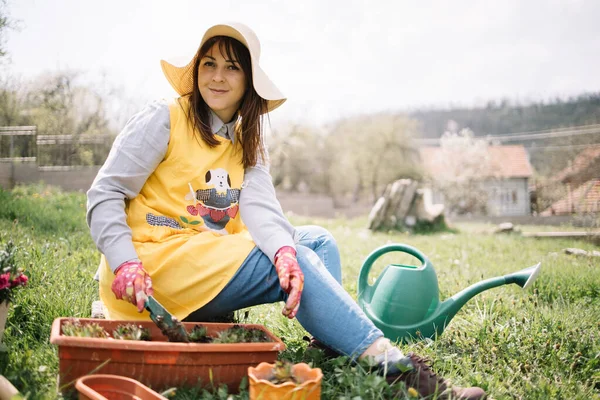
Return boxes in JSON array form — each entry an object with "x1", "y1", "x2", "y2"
[{"x1": 0, "y1": 184, "x2": 599, "y2": 399}]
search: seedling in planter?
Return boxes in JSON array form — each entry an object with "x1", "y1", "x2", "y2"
[
  {"x1": 269, "y1": 360, "x2": 299, "y2": 384},
  {"x1": 113, "y1": 323, "x2": 151, "y2": 341},
  {"x1": 61, "y1": 319, "x2": 108, "y2": 338},
  {"x1": 188, "y1": 324, "x2": 212, "y2": 343},
  {"x1": 213, "y1": 324, "x2": 271, "y2": 343}
]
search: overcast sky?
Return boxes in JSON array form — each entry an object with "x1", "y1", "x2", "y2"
[{"x1": 5, "y1": 0, "x2": 600, "y2": 126}]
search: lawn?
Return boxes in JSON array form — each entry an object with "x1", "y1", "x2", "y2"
[{"x1": 0, "y1": 184, "x2": 598, "y2": 399}]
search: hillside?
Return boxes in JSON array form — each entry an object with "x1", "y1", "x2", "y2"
[
  {"x1": 410, "y1": 93, "x2": 600, "y2": 138},
  {"x1": 409, "y1": 93, "x2": 600, "y2": 176}
]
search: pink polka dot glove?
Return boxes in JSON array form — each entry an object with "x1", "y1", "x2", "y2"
[
  {"x1": 274, "y1": 246, "x2": 304, "y2": 319},
  {"x1": 111, "y1": 260, "x2": 154, "y2": 312}
]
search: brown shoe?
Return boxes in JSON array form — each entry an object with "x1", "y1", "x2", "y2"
[{"x1": 385, "y1": 353, "x2": 486, "y2": 400}]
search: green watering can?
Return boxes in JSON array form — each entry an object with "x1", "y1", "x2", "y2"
[{"x1": 357, "y1": 244, "x2": 541, "y2": 343}]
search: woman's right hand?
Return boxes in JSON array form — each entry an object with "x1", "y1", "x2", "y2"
[
  {"x1": 274, "y1": 246, "x2": 304, "y2": 319},
  {"x1": 111, "y1": 260, "x2": 154, "y2": 312}
]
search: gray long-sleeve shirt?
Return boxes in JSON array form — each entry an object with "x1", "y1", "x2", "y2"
[{"x1": 86, "y1": 99, "x2": 296, "y2": 273}]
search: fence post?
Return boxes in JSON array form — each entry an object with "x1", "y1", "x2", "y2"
[
  {"x1": 9, "y1": 135, "x2": 15, "y2": 189},
  {"x1": 9, "y1": 160, "x2": 15, "y2": 189}
]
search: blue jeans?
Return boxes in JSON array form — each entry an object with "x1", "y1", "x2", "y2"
[{"x1": 186, "y1": 225, "x2": 383, "y2": 359}]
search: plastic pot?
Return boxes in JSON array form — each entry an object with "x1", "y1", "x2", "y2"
[
  {"x1": 75, "y1": 374, "x2": 167, "y2": 400},
  {"x1": 248, "y1": 362, "x2": 323, "y2": 400}
]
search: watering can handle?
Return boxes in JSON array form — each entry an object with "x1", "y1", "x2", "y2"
[{"x1": 357, "y1": 244, "x2": 429, "y2": 297}]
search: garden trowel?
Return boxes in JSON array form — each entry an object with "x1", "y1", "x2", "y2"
[{"x1": 145, "y1": 296, "x2": 190, "y2": 343}]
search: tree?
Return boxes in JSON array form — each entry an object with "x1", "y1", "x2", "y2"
[
  {"x1": 269, "y1": 113, "x2": 423, "y2": 205},
  {"x1": 425, "y1": 126, "x2": 492, "y2": 214},
  {"x1": 327, "y1": 113, "x2": 422, "y2": 202},
  {"x1": 24, "y1": 71, "x2": 114, "y2": 137},
  {"x1": 18, "y1": 71, "x2": 115, "y2": 165},
  {"x1": 268, "y1": 123, "x2": 329, "y2": 193},
  {"x1": 0, "y1": 74, "x2": 30, "y2": 126},
  {"x1": 0, "y1": 0, "x2": 18, "y2": 61}
]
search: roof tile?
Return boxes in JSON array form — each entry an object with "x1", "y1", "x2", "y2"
[
  {"x1": 541, "y1": 179, "x2": 600, "y2": 215},
  {"x1": 419, "y1": 145, "x2": 533, "y2": 178}
]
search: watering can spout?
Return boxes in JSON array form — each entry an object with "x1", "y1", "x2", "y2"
[
  {"x1": 436, "y1": 262, "x2": 543, "y2": 329},
  {"x1": 503, "y1": 262, "x2": 543, "y2": 289}
]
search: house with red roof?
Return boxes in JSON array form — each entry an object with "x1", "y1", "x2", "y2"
[
  {"x1": 419, "y1": 145, "x2": 534, "y2": 216},
  {"x1": 549, "y1": 146, "x2": 600, "y2": 186},
  {"x1": 541, "y1": 146, "x2": 600, "y2": 215}
]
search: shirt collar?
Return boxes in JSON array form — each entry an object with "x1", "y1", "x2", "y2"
[{"x1": 209, "y1": 110, "x2": 238, "y2": 143}]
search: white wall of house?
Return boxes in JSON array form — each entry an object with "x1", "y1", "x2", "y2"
[
  {"x1": 483, "y1": 178, "x2": 530, "y2": 216},
  {"x1": 428, "y1": 178, "x2": 531, "y2": 217}
]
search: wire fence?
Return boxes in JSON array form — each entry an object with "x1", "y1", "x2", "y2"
[
  {"x1": 0, "y1": 126, "x2": 37, "y2": 162},
  {"x1": 0, "y1": 125, "x2": 597, "y2": 216},
  {"x1": 0, "y1": 126, "x2": 114, "y2": 168}
]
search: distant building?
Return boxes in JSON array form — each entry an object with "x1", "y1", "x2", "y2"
[
  {"x1": 419, "y1": 145, "x2": 534, "y2": 216},
  {"x1": 550, "y1": 146, "x2": 600, "y2": 187},
  {"x1": 541, "y1": 179, "x2": 600, "y2": 215},
  {"x1": 541, "y1": 147, "x2": 600, "y2": 215}
]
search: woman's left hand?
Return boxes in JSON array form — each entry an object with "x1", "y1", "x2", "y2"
[{"x1": 274, "y1": 246, "x2": 304, "y2": 319}]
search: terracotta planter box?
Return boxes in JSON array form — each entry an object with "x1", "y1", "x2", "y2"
[{"x1": 50, "y1": 318, "x2": 286, "y2": 394}]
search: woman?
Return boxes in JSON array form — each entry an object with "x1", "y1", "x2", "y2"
[{"x1": 86, "y1": 22, "x2": 485, "y2": 400}]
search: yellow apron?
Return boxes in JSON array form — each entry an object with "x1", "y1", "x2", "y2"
[{"x1": 99, "y1": 97, "x2": 255, "y2": 320}]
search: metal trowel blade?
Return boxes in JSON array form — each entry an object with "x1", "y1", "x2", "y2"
[{"x1": 145, "y1": 296, "x2": 190, "y2": 343}]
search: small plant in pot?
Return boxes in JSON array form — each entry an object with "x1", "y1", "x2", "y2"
[
  {"x1": 214, "y1": 324, "x2": 270, "y2": 343},
  {"x1": 112, "y1": 323, "x2": 151, "y2": 341},
  {"x1": 61, "y1": 320, "x2": 151, "y2": 341},
  {"x1": 248, "y1": 360, "x2": 323, "y2": 400},
  {"x1": 61, "y1": 319, "x2": 109, "y2": 339},
  {"x1": 188, "y1": 324, "x2": 272, "y2": 343},
  {"x1": 188, "y1": 324, "x2": 211, "y2": 343}
]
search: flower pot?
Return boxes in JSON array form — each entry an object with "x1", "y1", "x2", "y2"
[
  {"x1": 248, "y1": 362, "x2": 323, "y2": 400},
  {"x1": 75, "y1": 374, "x2": 168, "y2": 400},
  {"x1": 0, "y1": 375, "x2": 22, "y2": 399},
  {"x1": 50, "y1": 318, "x2": 286, "y2": 394}
]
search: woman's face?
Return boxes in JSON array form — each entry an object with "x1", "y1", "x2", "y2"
[{"x1": 197, "y1": 43, "x2": 247, "y2": 123}]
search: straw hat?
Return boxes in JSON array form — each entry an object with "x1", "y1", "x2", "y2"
[{"x1": 160, "y1": 22, "x2": 286, "y2": 113}]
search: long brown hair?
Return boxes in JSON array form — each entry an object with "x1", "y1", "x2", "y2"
[{"x1": 182, "y1": 35, "x2": 268, "y2": 168}]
